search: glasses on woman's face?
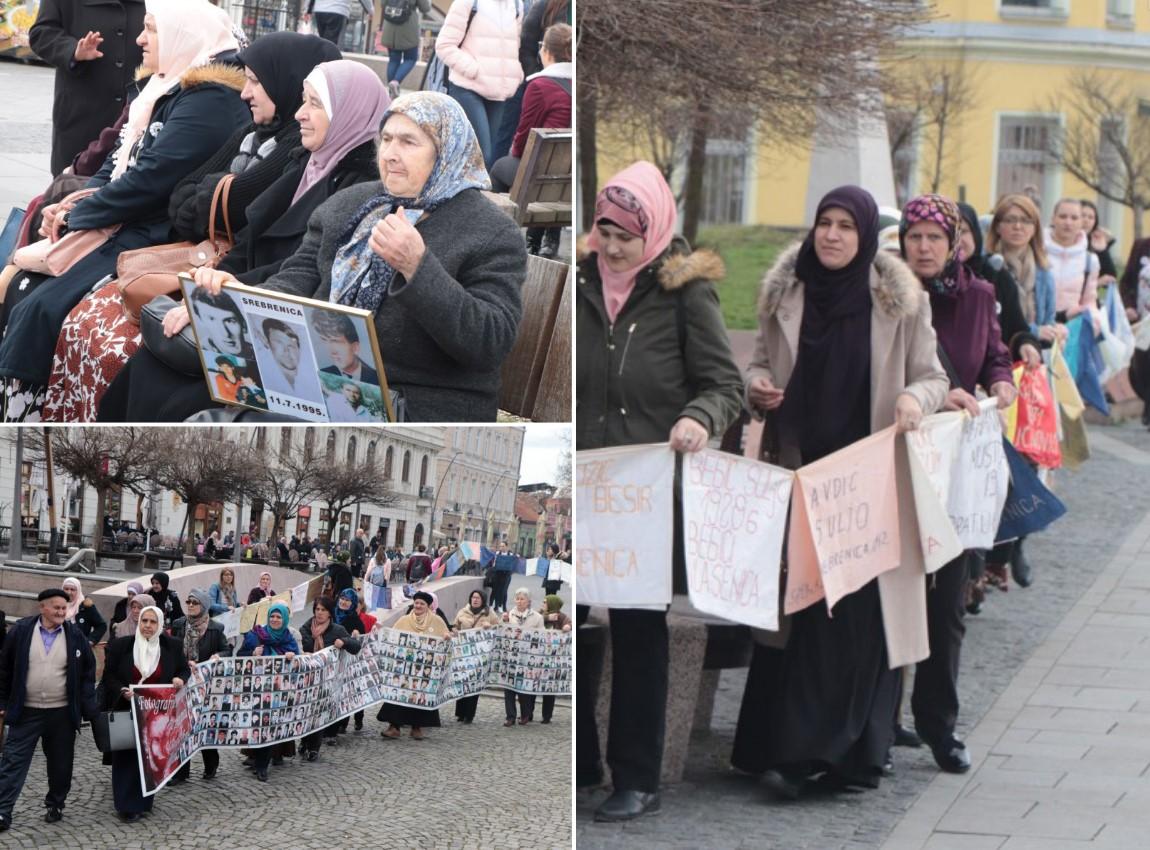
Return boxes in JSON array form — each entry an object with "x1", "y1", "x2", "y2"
[
  {"x1": 1001, "y1": 215, "x2": 1034, "y2": 228},
  {"x1": 186, "y1": 599, "x2": 200, "y2": 607}
]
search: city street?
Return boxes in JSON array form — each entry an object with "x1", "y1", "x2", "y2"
[
  {"x1": 577, "y1": 420, "x2": 1150, "y2": 849},
  {"x1": 3, "y1": 692, "x2": 571, "y2": 849},
  {"x1": 0, "y1": 59, "x2": 52, "y2": 215}
]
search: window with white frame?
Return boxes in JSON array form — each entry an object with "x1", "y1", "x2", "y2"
[
  {"x1": 700, "y1": 136, "x2": 749, "y2": 226},
  {"x1": 1107, "y1": 0, "x2": 1134, "y2": 22},
  {"x1": 1001, "y1": 0, "x2": 1069, "y2": 13},
  {"x1": 996, "y1": 115, "x2": 1061, "y2": 219}
]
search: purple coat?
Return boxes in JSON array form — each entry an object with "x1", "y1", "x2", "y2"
[{"x1": 929, "y1": 272, "x2": 1014, "y2": 395}]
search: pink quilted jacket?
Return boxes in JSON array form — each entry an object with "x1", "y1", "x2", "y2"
[{"x1": 435, "y1": 0, "x2": 523, "y2": 102}]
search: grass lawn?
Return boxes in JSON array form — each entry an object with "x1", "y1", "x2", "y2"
[{"x1": 695, "y1": 225, "x2": 800, "y2": 330}]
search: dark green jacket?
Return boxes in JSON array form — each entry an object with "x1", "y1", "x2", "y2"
[{"x1": 576, "y1": 240, "x2": 744, "y2": 450}]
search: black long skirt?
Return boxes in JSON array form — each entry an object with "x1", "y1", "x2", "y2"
[
  {"x1": 111, "y1": 748, "x2": 154, "y2": 814},
  {"x1": 377, "y1": 703, "x2": 441, "y2": 728},
  {"x1": 731, "y1": 578, "x2": 897, "y2": 787}
]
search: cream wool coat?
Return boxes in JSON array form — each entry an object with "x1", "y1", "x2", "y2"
[{"x1": 745, "y1": 243, "x2": 949, "y2": 668}]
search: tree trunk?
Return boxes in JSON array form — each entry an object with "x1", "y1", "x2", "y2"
[
  {"x1": 681, "y1": 103, "x2": 711, "y2": 247},
  {"x1": 1134, "y1": 203, "x2": 1144, "y2": 243},
  {"x1": 135, "y1": 493, "x2": 144, "y2": 529},
  {"x1": 578, "y1": 89, "x2": 598, "y2": 232},
  {"x1": 931, "y1": 118, "x2": 946, "y2": 194},
  {"x1": 93, "y1": 486, "x2": 107, "y2": 552},
  {"x1": 184, "y1": 501, "x2": 197, "y2": 555}
]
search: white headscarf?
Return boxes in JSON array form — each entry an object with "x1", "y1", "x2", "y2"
[
  {"x1": 111, "y1": 0, "x2": 240, "y2": 180},
  {"x1": 62, "y1": 577, "x2": 83, "y2": 622},
  {"x1": 133, "y1": 605, "x2": 165, "y2": 681}
]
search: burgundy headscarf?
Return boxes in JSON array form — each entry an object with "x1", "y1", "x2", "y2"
[
  {"x1": 778, "y1": 186, "x2": 880, "y2": 464},
  {"x1": 587, "y1": 161, "x2": 677, "y2": 324},
  {"x1": 291, "y1": 60, "x2": 390, "y2": 204}
]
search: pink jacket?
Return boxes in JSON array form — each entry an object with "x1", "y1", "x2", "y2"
[{"x1": 435, "y1": 0, "x2": 523, "y2": 102}]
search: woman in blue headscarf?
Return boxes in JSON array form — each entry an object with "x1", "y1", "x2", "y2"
[
  {"x1": 237, "y1": 601, "x2": 298, "y2": 782},
  {"x1": 330, "y1": 587, "x2": 367, "y2": 736},
  {"x1": 188, "y1": 91, "x2": 527, "y2": 422}
]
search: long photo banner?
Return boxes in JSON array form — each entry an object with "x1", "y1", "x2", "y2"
[
  {"x1": 577, "y1": 400, "x2": 1063, "y2": 624},
  {"x1": 130, "y1": 624, "x2": 572, "y2": 795}
]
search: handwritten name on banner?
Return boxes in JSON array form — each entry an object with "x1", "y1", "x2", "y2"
[
  {"x1": 905, "y1": 411, "x2": 965, "y2": 573},
  {"x1": 682, "y1": 449, "x2": 792, "y2": 631},
  {"x1": 946, "y1": 400, "x2": 1009, "y2": 550},
  {"x1": 786, "y1": 428, "x2": 901, "y2": 615},
  {"x1": 131, "y1": 626, "x2": 572, "y2": 795},
  {"x1": 576, "y1": 444, "x2": 674, "y2": 608}
]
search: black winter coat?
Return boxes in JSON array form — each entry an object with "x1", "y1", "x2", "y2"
[
  {"x1": 518, "y1": 0, "x2": 568, "y2": 77},
  {"x1": 30, "y1": 0, "x2": 145, "y2": 175},
  {"x1": 167, "y1": 121, "x2": 304, "y2": 244},
  {"x1": 101, "y1": 634, "x2": 190, "y2": 711},
  {"x1": 74, "y1": 600, "x2": 107, "y2": 644},
  {"x1": 0, "y1": 616, "x2": 98, "y2": 728},
  {"x1": 166, "y1": 619, "x2": 232, "y2": 662}
]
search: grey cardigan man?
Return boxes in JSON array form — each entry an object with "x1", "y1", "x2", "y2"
[
  {"x1": 0, "y1": 589, "x2": 98, "y2": 830},
  {"x1": 261, "y1": 183, "x2": 526, "y2": 421}
]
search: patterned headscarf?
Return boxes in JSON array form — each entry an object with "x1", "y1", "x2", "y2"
[
  {"x1": 899, "y1": 193, "x2": 964, "y2": 294},
  {"x1": 183, "y1": 588, "x2": 212, "y2": 661},
  {"x1": 329, "y1": 92, "x2": 490, "y2": 312}
]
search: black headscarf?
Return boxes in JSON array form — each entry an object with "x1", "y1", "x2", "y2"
[
  {"x1": 779, "y1": 186, "x2": 879, "y2": 464},
  {"x1": 237, "y1": 32, "x2": 342, "y2": 128},
  {"x1": 957, "y1": 202, "x2": 984, "y2": 260}
]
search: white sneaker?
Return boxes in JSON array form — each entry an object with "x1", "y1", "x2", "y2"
[{"x1": 388, "y1": 80, "x2": 401, "y2": 99}]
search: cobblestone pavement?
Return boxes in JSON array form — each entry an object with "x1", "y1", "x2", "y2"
[
  {"x1": 577, "y1": 421, "x2": 1150, "y2": 849},
  {"x1": 0, "y1": 60, "x2": 53, "y2": 214},
  {"x1": 4, "y1": 693, "x2": 570, "y2": 849}
]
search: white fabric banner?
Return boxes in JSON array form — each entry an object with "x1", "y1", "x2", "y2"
[
  {"x1": 947, "y1": 399, "x2": 1010, "y2": 550},
  {"x1": 905, "y1": 410, "x2": 965, "y2": 573},
  {"x1": 681, "y1": 449, "x2": 792, "y2": 631},
  {"x1": 575, "y1": 444, "x2": 675, "y2": 608}
]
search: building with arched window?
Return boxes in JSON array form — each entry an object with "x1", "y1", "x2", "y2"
[{"x1": 435, "y1": 427, "x2": 525, "y2": 547}]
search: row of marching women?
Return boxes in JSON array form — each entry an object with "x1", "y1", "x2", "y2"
[
  {"x1": 0, "y1": 0, "x2": 572, "y2": 423},
  {"x1": 0, "y1": 572, "x2": 566, "y2": 829},
  {"x1": 574, "y1": 162, "x2": 1105, "y2": 820}
]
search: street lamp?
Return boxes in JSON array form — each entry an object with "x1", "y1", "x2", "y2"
[
  {"x1": 428, "y1": 450, "x2": 461, "y2": 546},
  {"x1": 481, "y1": 468, "x2": 511, "y2": 547}
]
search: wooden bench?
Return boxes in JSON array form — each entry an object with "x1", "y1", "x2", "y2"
[
  {"x1": 484, "y1": 128, "x2": 572, "y2": 228},
  {"x1": 499, "y1": 254, "x2": 570, "y2": 421}
]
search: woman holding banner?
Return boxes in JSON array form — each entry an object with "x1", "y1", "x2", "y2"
[
  {"x1": 899, "y1": 193, "x2": 1015, "y2": 775},
  {"x1": 732, "y1": 185, "x2": 948, "y2": 799},
  {"x1": 379, "y1": 591, "x2": 448, "y2": 740},
  {"x1": 168, "y1": 589, "x2": 232, "y2": 784},
  {"x1": 502, "y1": 588, "x2": 544, "y2": 726},
  {"x1": 298, "y1": 597, "x2": 361, "y2": 760},
  {"x1": 237, "y1": 602, "x2": 298, "y2": 782},
  {"x1": 102, "y1": 606, "x2": 190, "y2": 821},
  {"x1": 453, "y1": 590, "x2": 500, "y2": 724},
  {"x1": 575, "y1": 161, "x2": 744, "y2": 821},
  {"x1": 331, "y1": 588, "x2": 367, "y2": 735}
]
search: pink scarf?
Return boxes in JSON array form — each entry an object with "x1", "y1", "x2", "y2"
[
  {"x1": 586, "y1": 161, "x2": 677, "y2": 324},
  {"x1": 111, "y1": 0, "x2": 239, "y2": 180}
]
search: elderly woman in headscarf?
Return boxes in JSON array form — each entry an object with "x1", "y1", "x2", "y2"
[
  {"x1": 575, "y1": 160, "x2": 744, "y2": 822},
  {"x1": 62, "y1": 576, "x2": 106, "y2": 645},
  {"x1": 110, "y1": 580, "x2": 144, "y2": 635},
  {"x1": 187, "y1": 91, "x2": 527, "y2": 422},
  {"x1": 207, "y1": 567, "x2": 240, "y2": 615},
  {"x1": 237, "y1": 601, "x2": 298, "y2": 782},
  {"x1": 731, "y1": 186, "x2": 948, "y2": 801},
  {"x1": 452, "y1": 589, "x2": 499, "y2": 724},
  {"x1": 539, "y1": 594, "x2": 570, "y2": 725},
  {"x1": 501, "y1": 587, "x2": 544, "y2": 727},
  {"x1": 246, "y1": 571, "x2": 275, "y2": 605},
  {"x1": 112, "y1": 592, "x2": 156, "y2": 638},
  {"x1": 379, "y1": 590, "x2": 449, "y2": 741},
  {"x1": 0, "y1": 0, "x2": 251, "y2": 422},
  {"x1": 899, "y1": 193, "x2": 1015, "y2": 778},
  {"x1": 102, "y1": 604, "x2": 190, "y2": 820},
  {"x1": 167, "y1": 588, "x2": 231, "y2": 783},
  {"x1": 298, "y1": 596, "x2": 361, "y2": 761}
]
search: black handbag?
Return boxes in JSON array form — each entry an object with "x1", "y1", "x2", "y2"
[
  {"x1": 140, "y1": 294, "x2": 202, "y2": 377},
  {"x1": 91, "y1": 710, "x2": 136, "y2": 753}
]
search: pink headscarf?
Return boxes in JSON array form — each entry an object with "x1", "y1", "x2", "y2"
[
  {"x1": 292, "y1": 60, "x2": 391, "y2": 204},
  {"x1": 112, "y1": 0, "x2": 239, "y2": 180},
  {"x1": 587, "y1": 161, "x2": 677, "y2": 324}
]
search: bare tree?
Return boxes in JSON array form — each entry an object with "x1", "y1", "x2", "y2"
[
  {"x1": 311, "y1": 457, "x2": 401, "y2": 544},
  {"x1": 1045, "y1": 70, "x2": 1150, "y2": 242},
  {"x1": 578, "y1": 0, "x2": 931, "y2": 241},
  {"x1": 34, "y1": 428, "x2": 160, "y2": 548},
  {"x1": 240, "y1": 448, "x2": 321, "y2": 545},
  {"x1": 147, "y1": 430, "x2": 253, "y2": 554}
]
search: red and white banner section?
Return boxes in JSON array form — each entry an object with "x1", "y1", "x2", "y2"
[
  {"x1": 131, "y1": 625, "x2": 571, "y2": 794},
  {"x1": 576, "y1": 443, "x2": 675, "y2": 609},
  {"x1": 681, "y1": 449, "x2": 792, "y2": 631}
]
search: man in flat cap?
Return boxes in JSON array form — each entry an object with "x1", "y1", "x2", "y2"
[{"x1": 0, "y1": 588, "x2": 98, "y2": 831}]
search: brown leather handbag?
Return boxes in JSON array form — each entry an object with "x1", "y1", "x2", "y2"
[{"x1": 115, "y1": 173, "x2": 236, "y2": 323}]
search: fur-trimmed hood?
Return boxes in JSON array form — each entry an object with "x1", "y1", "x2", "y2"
[
  {"x1": 133, "y1": 62, "x2": 245, "y2": 92},
  {"x1": 577, "y1": 235, "x2": 726, "y2": 290},
  {"x1": 757, "y1": 242, "x2": 923, "y2": 320}
]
